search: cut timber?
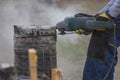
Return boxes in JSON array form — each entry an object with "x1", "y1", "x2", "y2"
[
  {"x1": 28, "y1": 49, "x2": 38, "y2": 80},
  {"x1": 52, "y1": 68, "x2": 61, "y2": 80}
]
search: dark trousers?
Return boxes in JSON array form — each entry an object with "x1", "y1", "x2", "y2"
[{"x1": 83, "y1": 16, "x2": 120, "y2": 80}]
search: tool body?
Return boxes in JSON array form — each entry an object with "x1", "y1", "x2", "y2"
[
  {"x1": 56, "y1": 16, "x2": 114, "y2": 34},
  {"x1": 56, "y1": 15, "x2": 115, "y2": 61}
]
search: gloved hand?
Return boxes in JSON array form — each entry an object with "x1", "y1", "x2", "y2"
[
  {"x1": 75, "y1": 29, "x2": 92, "y2": 35},
  {"x1": 75, "y1": 12, "x2": 114, "y2": 35},
  {"x1": 96, "y1": 11, "x2": 114, "y2": 22},
  {"x1": 88, "y1": 11, "x2": 115, "y2": 61},
  {"x1": 74, "y1": 13, "x2": 93, "y2": 35},
  {"x1": 95, "y1": 11, "x2": 114, "y2": 31}
]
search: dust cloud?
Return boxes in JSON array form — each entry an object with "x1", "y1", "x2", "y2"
[
  {"x1": 0, "y1": 0, "x2": 89, "y2": 79},
  {"x1": 0, "y1": 0, "x2": 88, "y2": 63}
]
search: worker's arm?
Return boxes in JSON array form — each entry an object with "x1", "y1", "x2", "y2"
[
  {"x1": 98, "y1": 0, "x2": 115, "y2": 14},
  {"x1": 109, "y1": 0, "x2": 120, "y2": 17},
  {"x1": 98, "y1": 0, "x2": 120, "y2": 18}
]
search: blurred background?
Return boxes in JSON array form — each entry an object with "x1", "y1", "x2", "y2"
[{"x1": 0, "y1": 0, "x2": 119, "y2": 80}]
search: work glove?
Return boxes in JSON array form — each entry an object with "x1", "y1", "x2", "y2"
[
  {"x1": 87, "y1": 11, "x2": 115, "y2": 61},
  {"x1": 75, "y1": 13, "x2": 93, "y2": 35},
  {"x1": 75, "y1": 29, "x2": 92, "y2": 35},
  {"x1": 96, "y1": 11, "x2": 114, "y2": 25},
  {"x1": 95, "y1": 11, "x2": 114, "y2": 31}
]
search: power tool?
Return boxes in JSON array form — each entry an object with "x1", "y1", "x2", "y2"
[
  {"x1": 56, "y1": 14, "x2": 116, "y2": 61},
  {"x1": 56, "y1": 15, "x2": 114, "y2": 35}
]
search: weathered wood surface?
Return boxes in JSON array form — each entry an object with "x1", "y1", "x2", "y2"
[
  {"x1": 14, "y1": 25, "x2": 57, "y2": 79},
  {"x1": 0, "y1": 67, "x2": 17, "y2": 80}
]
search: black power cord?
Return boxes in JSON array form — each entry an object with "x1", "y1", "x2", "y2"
[{"x1": 103, "y1": 24, "x2": 117, "y2": 80}]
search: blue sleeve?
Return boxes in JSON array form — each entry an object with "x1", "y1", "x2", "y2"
[
  {"x1": 98, "y1": 0, "x2": 115, "y2": 14},
  {"x1": 98, "y1": 0, "x2": 120, "y2": 17},
  {"x1": 109, "y1": 0, "x2": 120, "y2": 17}
]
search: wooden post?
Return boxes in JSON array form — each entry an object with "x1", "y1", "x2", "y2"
[
  {"x1": 52, "y1": 68, "x2": 61, "y2": 80},
  {"x1": 28, "y1": 49, "x2": 38, "y2": 80}
]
